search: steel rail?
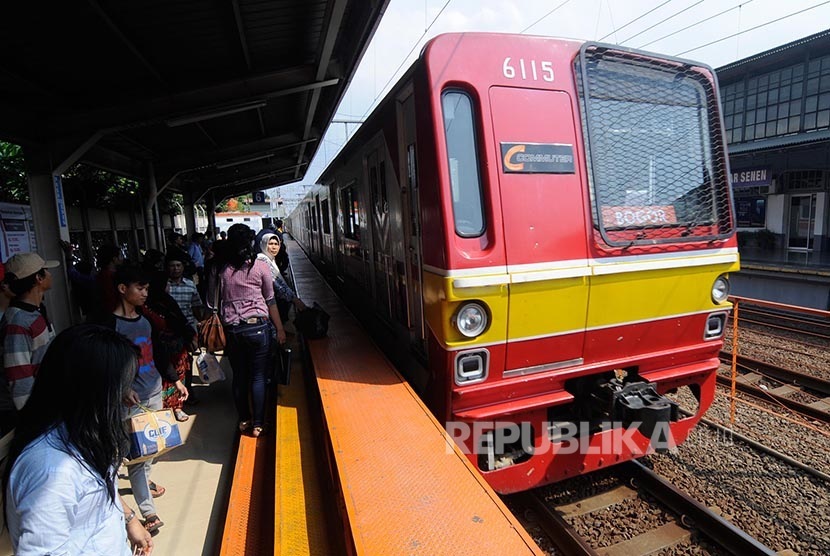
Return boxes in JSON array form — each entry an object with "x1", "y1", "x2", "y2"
[
  {"x1": 715, "y1": 374, "x2": 830, "y2": 424},
  {"x1": 621, "y1": 461, "x2": 777, "y2": 555},
  {"x1": 719, "y1": 352, "x2": 830, "y2": 396},
  {"x1": 512, "y1": 491, "x2": 600, "y2": 556}
]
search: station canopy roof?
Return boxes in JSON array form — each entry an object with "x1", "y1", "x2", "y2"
[{"x1": 0, "y1": 0, "x2": 388, "y2": 201}]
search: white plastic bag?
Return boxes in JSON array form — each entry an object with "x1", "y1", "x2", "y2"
[{"x1": 197, "y1": 352, "x2": 226, "y2": 384}]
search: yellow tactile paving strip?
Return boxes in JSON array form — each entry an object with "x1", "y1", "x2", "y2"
[
  {"x1": 289, "y1": 241, "x2": 543, "y2": 556},
  {"x1": 275, "y1": 354, "x2": 333, "y2": 555}
]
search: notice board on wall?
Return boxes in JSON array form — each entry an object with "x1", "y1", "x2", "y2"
[{"x1": 0, "y1": 202, "x2": 37, "y2": 262}]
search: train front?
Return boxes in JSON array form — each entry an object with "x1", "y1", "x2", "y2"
[{"x1": 419, "y1": 34, "x2": 739, "y2": 493}]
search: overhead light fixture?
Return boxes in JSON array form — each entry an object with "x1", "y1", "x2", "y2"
[
  {"x1": 165, "y1": 100, "x2": 267, "y2": 127},
  {"x1": 215, "y1": 153, "x2": 274, "y2": 170}
]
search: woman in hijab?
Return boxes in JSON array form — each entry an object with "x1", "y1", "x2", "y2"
[{"x1": 256, "y1": 232, "x2": 306, "y2": 319}]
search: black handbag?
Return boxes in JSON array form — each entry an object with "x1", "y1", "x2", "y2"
[
  {"x1": 293, "y1": 302, "x2": 330, "y2": 339},
  {"x1": 277, "y1": 347, "x2": 292, "y2": 385}
]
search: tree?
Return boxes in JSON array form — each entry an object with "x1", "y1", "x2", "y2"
[
  {"x1": 0, "y1": 141, "x2": 28, "y2": 203},
  {"x1": 217, "y1": 196, "x2": 249, "y2": 212}
]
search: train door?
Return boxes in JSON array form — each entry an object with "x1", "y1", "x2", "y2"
[
  {"x1": 367, "y1": 150, "x2": 393, "y2": 322},
  {"x1": 488, "y1": 87, "x2": 590, "y2": 371},
  {"x1": 397, "y1": 87, "x2": 426, "y2": 353},
  {"x1": 306, "y1": 204, "x2": 314, "y2": 253},
  {"x1": 314, "y1": 194, "x2": 323, "y2": 257}
]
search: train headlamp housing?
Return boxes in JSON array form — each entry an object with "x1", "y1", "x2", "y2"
[
  {"x1": 454, "y1": 302, "x2": 489, "y2": 338},
  {"x1": 711, "y1": 275, "x2": 730, "y2": 304}
]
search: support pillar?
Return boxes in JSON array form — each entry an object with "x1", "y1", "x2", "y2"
[
  {"x1": 78, "y1": 187, "x2": 95, "y2": 263},
  {"x1": 207, "y1": 194, "x2": 217, "y2": 237},
  {"x1": 23, "y1": 149, "x2": 78, "y2": 332},
  {"x1": 143, "y1": 162, "x2": 159, "y2": 250},
  {"x1": 184, "y1": 189, "x2": 197, "y2": 238}
]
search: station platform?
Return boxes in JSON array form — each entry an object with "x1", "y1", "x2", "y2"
[
  {"x1": 0, "y1": 356, "x2": 238, "y2": 556},
  {"x1": 732, "y1": 247, "x2": 830, "y2": 310},
  {"x1": 270, "y1": 239, "x2": 543, "y2": 555}
]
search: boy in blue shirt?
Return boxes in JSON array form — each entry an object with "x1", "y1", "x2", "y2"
[{"x1": 104, "y1": 264, "x2": 187, "y2": 535}]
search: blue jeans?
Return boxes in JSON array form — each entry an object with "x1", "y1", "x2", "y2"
[
  {"x1": 225, "y1": 321, "x2": 273, "y2": 427},
  {"x1": 125, "y1": 391, "x2": 163, "y2": 519}
]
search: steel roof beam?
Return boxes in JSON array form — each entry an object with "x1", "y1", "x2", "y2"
[
  {"x1": 295, "y1": 0, "x2": 348, "y2": 178},
  {"x1": 52, "y1": 66, "x2": 336, "y2": 134},
  {"x1": 85, "y1": 0, "x2": 166, "y2": 85},
  {"x1": 159, "y1": 135, "x2": 318, "y2": 175},
  {"x1": 230, "y1": 0, "x2": 252, "y2": 70}
]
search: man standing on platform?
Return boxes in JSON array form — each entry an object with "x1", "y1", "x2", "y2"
[
  {"x1": 0, "y1": 252, "x2": 59, "y2": 413},
  {"x1": 166, "y1": 253, "x2": 204, "y2": 404}
]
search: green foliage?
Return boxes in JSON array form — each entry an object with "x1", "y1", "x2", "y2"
[
  {"x1": 0, "y1": 142, "x2": 28, "y2": 203},
  {"x1": 217, "y1": 196, "x2": 250, "y2": 213},
  {"x1": 62, "y1": 164, "x2": 141, "y2": 208}
]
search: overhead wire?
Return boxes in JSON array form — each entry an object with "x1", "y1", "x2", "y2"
[
  {"x1": 360, "y1": 0, "x2": 453, "y2": 121},
  {"x1": 636, "y1": 0, "x2": 755, "y2": 49},
  {"x1": 598, "y1": 0, "x2": 675, "y2": 42},
  {"x1": 520, "y1": 0, "x2": 572, "y2": 34},
  {"x1": 619, "y1": 0, "x2": 707, "y2": 45},
  {"x1": 675, "y1": 0, "x2": 830, "y2": 56}
]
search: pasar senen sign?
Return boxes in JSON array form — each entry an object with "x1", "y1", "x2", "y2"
[{"x1": 731, "y1": 167, "x2": 771, "y2": 188}]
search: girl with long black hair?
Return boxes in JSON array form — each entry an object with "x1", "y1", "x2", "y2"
[
  {"x1": 212, "y1": 224, "x2": 286, "y2": 437},
  {"x1": 3, "y1": 324, "x2": 153, "y2": 555}
]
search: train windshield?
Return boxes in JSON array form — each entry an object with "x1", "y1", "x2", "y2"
[{"x1": 577, "y1": 45, "x2": 733, "y2": 246}]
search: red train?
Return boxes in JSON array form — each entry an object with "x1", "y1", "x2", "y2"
[{"x1": 289, "y1": 33, "x2": 739, "y2": 493}]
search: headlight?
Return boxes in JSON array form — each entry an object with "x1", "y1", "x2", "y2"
[
  {"x1": 454, "y1": 302, "x2": 488, "y2": 338},
  {"x1": 712, "y1": 275, "x2": 730, "y2": 304}
]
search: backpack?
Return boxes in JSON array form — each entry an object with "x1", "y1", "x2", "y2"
[{"x1": 293, "y1": 302, "x2": 330, "y2": 339}]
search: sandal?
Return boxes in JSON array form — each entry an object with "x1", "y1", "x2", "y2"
[
  {"x1": 143, "y1": 514, "x2": 164, "y2": 534},
  {"x1": 148, "y1": 482, "x2": 166, "y2": 498},
  {"x1": 239, "y1": 420, "x2": 252, "y2": 433},
  {"x1": 174, "y1": 409, "x2": 190, "y2": 422}
]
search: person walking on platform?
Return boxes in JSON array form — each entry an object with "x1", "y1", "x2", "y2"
[
  {"x1": 274, "y1": 219, "x2": 290, "y2": 276},
  {"x1": 0, "y1": 253, "x2": 59, "y2": 413},
  {"x1": 164, "y1": 253, "x2": 203, "y2": 411},
  {"x1": 143, "y1": 269, "x2": 196, "y2": 423},
  {"x1": 3, "y1": 324, "x2": 153, "y2": 555},
  {"x1": 101, "y1": 264, "x2": 185, "y2": 535},
  {"x1": 212, "y1": 224, "x2": 286, "y2": 437},
  {"x1": 256, "y1": 232, "x2": 305, "y2": 322}
]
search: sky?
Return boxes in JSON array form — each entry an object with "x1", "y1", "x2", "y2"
[{"x1": 275, "y1": 0, "x2": 830, "y2": 198}]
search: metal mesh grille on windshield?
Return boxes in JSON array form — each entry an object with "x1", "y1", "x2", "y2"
[{"x1": 577, "y1": 45, "x2": 734, "y2": 247}]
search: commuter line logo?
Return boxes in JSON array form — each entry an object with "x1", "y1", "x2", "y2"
[{"x1": 501, "y1": 142, "x2": 575, "y2": 174}]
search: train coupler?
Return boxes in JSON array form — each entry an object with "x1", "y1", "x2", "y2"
[{"x1": 598, "y1": 380, "x2": 679, "y2": 451}]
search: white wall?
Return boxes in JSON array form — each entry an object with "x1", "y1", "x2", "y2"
[{"x1": 766, "y1": 194, "x2": 786, "y2": 234}]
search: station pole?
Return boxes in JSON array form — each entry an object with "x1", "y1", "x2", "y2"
[
  {"x1": 23, "y1": 149, "x2": 78, "y2": 332},
  {"x1": 143, "y1": 162, "x2": 159, "y2": 250}
]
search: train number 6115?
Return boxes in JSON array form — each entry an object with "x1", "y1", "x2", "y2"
[{"x1": 502, "y1": 57, "x2": 554, "y2": 82}]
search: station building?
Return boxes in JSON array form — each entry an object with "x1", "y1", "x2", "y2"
[{"x1": 718, "y1": 29, "x2": 830, "y2": 266}]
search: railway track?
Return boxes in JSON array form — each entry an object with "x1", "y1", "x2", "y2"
[
  {"x1": 511, "y1": 461, "x2": 776, "y2": 555},
  {"x1": 718, "y1": 351, "x2": 830, "y2": 423}
]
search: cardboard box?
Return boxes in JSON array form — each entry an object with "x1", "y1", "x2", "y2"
[{"x1": 126, "y1": 409, "x2": 183, "y2": 465}]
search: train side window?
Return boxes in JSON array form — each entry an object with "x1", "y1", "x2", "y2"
[
  {"x1": 341, "y1": 185, "x2": 360, "y2": 240},
  {"x1": 441, "y1": 90, "x2": 486, "y2": 237},
  {"x1": 321, "y1": 199, "x2": 331, "y2": 234},
  {"x1": 311, "y1": 205, "x2": 318, "y2": 231}
]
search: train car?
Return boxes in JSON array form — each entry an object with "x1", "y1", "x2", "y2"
[{"x1": 289, "y1": 32, "x2": 738, "y2": 493}]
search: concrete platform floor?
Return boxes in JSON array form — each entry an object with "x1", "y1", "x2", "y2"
[{"x1": 0, "y1": 355, "x2": 238, "y2": 556}]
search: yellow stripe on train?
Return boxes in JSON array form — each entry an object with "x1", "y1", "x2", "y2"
[{"x1": 422, "y1": 252, "x2": 740, "y2": 349}]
